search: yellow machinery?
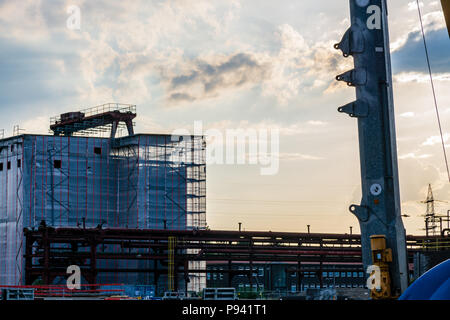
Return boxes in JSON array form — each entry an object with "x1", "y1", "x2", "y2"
[{"x1": 368, "y1": 235, "x2": 396, "y2": 299}]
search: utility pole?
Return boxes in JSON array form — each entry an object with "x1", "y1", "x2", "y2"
[{"x1": 335, "y1": 0, "x2": 408, "y2": 296}]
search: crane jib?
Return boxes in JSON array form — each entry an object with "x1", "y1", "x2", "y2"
[{"x1": 334, "y1": 0, "x2": 409, "y2": 298}]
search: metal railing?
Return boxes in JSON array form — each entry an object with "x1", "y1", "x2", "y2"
[
  {"x1": 0, "y1": 284, "x2": 125, "y2": 299},
  {"x1": 50, "y1": 103, "x2": 136, "y2": 124}
]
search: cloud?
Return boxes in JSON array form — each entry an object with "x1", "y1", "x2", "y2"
[
  {"x1": 398, "y1": 157, "x2": 441, "y2": 202},
  {"x1": 392, "y1": 28, "x2": 450, "y2": 74},
  {"x1": 279, "y1": 152, "x2": 324, "y2": 161},
  {"x1": 162, "y1": 53, "x2": 271, "y2": 103},
  {"x1": 0, "y1": 0, "x2": 49, "y2": 41},
  {"x1": 399, "y1": 112, "x2": 416, "y2": 118},
  {"x1": 307, "y1": 120, "x2": 328, "y2": 126},
  {"x1": 399, "y1": 153, "x2": 432, "y2": 159},
  {"x1": 155, "y1": 23, "x2": 348, "y2": 106},
  {"x1": 259, "y1": 24, "x2": 351, "y2": 102},
  {"x1": 422, "y1": 134, "x2": 449, "y2": 146},
  {"x1": 0, "y1": 0, "x2": 354, "y2": 110},
  {"x1": 394, "y1": 72, "x2": 450, "y2": 83}
]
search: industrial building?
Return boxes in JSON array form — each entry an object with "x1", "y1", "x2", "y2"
[
  {"x1": 1, "y1": 104, "x2": 449, "y2": 299},
  {"x1": 0, "y1": 103, "x2": 206, "y2": 291},
  {"x1": 206, "y1": 262, "x2": 366, "y2": 294}
]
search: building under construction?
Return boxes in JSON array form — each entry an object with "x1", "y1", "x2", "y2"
[{"x1": 0, "y1": 103, "x2": 206, "y2": 290}]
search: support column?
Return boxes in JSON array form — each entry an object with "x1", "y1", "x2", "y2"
[
  {"x1": 24, "y1": 232, "x2": 33, "y2": 285},
  {"x1": 42, "y1": 228, "x2": 50, "y2": 285},
  {"x1": 228, "y1": 260, "x2": 233, "y2": 287},
  {"x1": 90, "y1": 239, "x2": 97, "y2": 284}
]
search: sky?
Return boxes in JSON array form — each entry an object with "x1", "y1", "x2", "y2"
[{"x1": 0, "y1": 0, "x2": 449, "y2": 235}]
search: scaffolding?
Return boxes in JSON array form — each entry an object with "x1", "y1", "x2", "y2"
[{"x1": 0, "y1": 132, "x2": 206, "y2": 289}]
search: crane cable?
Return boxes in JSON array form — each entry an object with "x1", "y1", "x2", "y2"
[{"x1": 416, "y1": 0, "x2": 450, "y2": 183}]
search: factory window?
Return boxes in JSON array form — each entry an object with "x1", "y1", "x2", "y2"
[
  {"x1": 359, "y1": 272, "x2": 364, "y2": 278},
  {"x1": 334, "y1": 272, "x2": 339, "y2": 277},
  {"x1": 17, "y1": 159, "x2": 21, "y2": 168},
  {"x1": 0, "y1": 163, "x2": 3, "y2": 171},
  {"x1": 7, "y1": 161, "x2": 11, "y2": 170},
  {"x1": 347, "y1": 272, "x2": 352, "y2": 277},
  {"x1": 94, "y1": 147, "x2": 102, "y2": 155},
  {"x1": 322, "y1": 272, "x2": 327, "y2": 277},
  {"x1": 54, "y1": 160, "x2": 62, "y2": 169},
  {"x1": 341, "y1": 272, "x2": 346, "y2": 277},
  {"x1": 207, "y1": 273, "x2": 211, "y2": 280},
  {"x1": 258, "y1": 267, "x2": 264, "y2": 276},
  {"x1": 353, "y1": 272, "x2": 358, "y2": 277}
]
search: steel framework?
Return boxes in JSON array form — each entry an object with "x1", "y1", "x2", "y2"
[
  {"x1": 49, "y1": 103, "x2": 136, "y2": 139},
  {"x1": 23, "y1": 224, "x2": 449, "y2": 293}
]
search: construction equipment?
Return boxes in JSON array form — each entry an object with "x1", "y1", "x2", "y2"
[
  {"x1": 368, "y1": 235, "x2": 393, "y2": 299},
  {"x1": 335, "y1": 0, "x2": 409, "y2": 298}
]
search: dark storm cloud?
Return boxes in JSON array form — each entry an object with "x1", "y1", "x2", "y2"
[
  {"x1": 166, "y1": 53, "x2": 271, "y2": 102},
  {"x1": 392, "y1": 28, "x2": 450, "y2": 74}
]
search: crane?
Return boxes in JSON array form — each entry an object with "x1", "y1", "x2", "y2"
[
  {"x1": 335, "y1": 0, "x2": 408, "y2": 298},
  {"x1": 335, "y1": 0, "x2": 450, "y2": 299}
]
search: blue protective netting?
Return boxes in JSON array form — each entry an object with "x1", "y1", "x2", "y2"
[{"x1": 0, "y1": 134, "x2": 206, "y2": 289}]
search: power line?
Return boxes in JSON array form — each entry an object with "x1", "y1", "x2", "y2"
[{"x1": 416, "y1": 0, "x2": 450, "y2": 182}]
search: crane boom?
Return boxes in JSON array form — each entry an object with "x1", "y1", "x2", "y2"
[{"x1": 334, "y1": 0, "x2": 409, "y2": 297}]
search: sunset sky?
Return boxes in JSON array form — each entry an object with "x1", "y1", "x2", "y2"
[{"x1": 0, "y1": 0, "x2": 449, "y2": 235}]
